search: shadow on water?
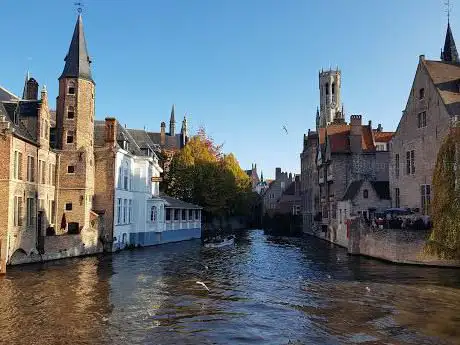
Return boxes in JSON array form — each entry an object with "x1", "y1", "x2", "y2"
[{"x1": 0, "y1": 229, "x2": 459, "y2": 345}]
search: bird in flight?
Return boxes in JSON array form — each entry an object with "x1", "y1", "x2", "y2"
[
  {"x1": 282, "y1": 125, "x2": 288, "y2": 134},
  {"x1": 196, "y1": 281, "x2": 210, "y2": 291}
]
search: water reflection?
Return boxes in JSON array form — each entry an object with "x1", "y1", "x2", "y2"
[{"x1": 0, "y1": 230, "x2": 459, "y2": 345}]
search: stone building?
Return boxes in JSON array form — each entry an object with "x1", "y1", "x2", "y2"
[
  {"x1": 141, "y1": 105, "x2": 189, "y2": 173},
  {"x1": 390, "y1": 22, "x2": 460, "y2": 215},
  {"x1": 0, "y1": 15, "x2": 100, "y2": 272},
  {"x1": 245, "y1": 163, "x2": 260, "y2": 191},
  {"x1": 301, "y1": 68, "x2": 393, "y2": 240},
  {"x1": 262, "y1": 168, "x2": 294, "y2": 214},
  {"x1": 276, "y1": 176, "x2": 302, "y2": 215}
]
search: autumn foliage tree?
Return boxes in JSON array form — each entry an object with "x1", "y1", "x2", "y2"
[{"x1": 164, "y1": 128, "x2": 254, "y2": 220}]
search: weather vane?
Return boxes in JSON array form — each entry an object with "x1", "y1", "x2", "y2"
[
  {"x1": 74, "y1": 2, "x2": 84, "y2": 14},
  {"x1": 445, "y1": 0, "x2": 452, "y2": 23}
]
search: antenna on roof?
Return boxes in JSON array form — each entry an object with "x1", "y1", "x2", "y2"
[
  {"x1": 445, "y1": 0, "x2": 452, "y2": 24},
  {"x1": 74, "y1": 2, "x2": 84, "y2": 14}
]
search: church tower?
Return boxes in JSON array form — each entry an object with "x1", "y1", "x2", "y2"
[
  {"x1": 318, "y1": 68, "x2": 342, "y2": 128},
  {"x1": 55, "y1": 14, "x2": 95, "y2": 234}
]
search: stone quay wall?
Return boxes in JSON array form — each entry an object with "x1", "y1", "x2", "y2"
[{"x1": 348, "y1": 219, "x2": 460, "y2": 267}]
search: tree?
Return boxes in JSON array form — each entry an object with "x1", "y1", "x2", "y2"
[
  {"x1": 426, "y1": 126, "x2": 460, "y2": 259},
  {"x1": 164, "y1": 128, "x2": 253, "y2": 220}
]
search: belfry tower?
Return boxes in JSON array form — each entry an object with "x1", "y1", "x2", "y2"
[
  {"x1": 55, "y1": 14, "x2": 96, "y2": 234},
  {"x1": 318, "y1": 68, "x2": 342, "y2": 128}
]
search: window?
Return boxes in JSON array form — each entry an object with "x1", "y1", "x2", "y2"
[
  {"x1": 117, "y1": 198, "x2": 122, "y2": 224},
  {"x1": 38, "y1": 160, "x2": 46, "y2": 184},
  {"x1": 50, "y1": 200, "x2": 56, "y2": 223},
  {"x1": 123, "y1": 165, "x2": 129, "y2": 190},
  {"x1": 67, "y1": 106, "x2": 75, "y2": 119},
  {"x1": 67, "y1": 165, "x2": 75, "y2": 174},
  {"x1": 182, "y1": 209, "x2": 186, "y2": 221},
  {"x1": 395, "y1": 154, "x2": 400, "y2": 178},
  {"x1": 189, "y1": 209, "x2": 193, "y2": 220},
  {"x1": 118, "y1": 166, "x2": 122, "y2": 189},
  {"x1": 195, "y1": 209, "x2": 199, "y2": 220},
  {"x1": 331, "y1": 82, "x2": 335, "y2": 95},
  {"x1": 123, "y1": 199, "x2": 128, "y2": 224},
  {"x1": 27, "y1": 156, "x2": 35, "y2": 182},
  {"x1": 13, "y1": 151, "x2": 23, "y2": 180},
  {"x1": 419, "y1": 88, "x2": 425, "y2": 100},
  {"x1": 26, "y1": 198, "x2": 34, "y2": 226},
  {"x1": 174, "y1": 209, "x2": 179, "y2": 221},
  {"x1": 151, "y1": 205, "x2": 157, "y2": 222},
  {"x1": 417, "y1": 111, "x2": 427, "y2": 128},
  {"x1": 65, "y1": 203, "x2": 72, "y2": 211},
  {"x1": 363, "y1": 189, "x2": 369, "y2": 199},
  {"x1": 411, "y1": 150, "x2": 415, "y2": 174},
  {"x1": 376, "y1": 144, "x2": 386, "y2": 151},
  {"x1": 339, "y1": 209, "x2": 342, "y2": 224},
  {"x1": 406, "y1": 151, "x2": 416, "y2": 175},
  {"x1": 129, "y1": 200, "x2": 133, "y2": 223},
  {"x1": 68, "y1": 81, "x2": 75, "y2": 95},
  {"x1": 421, "y1": 185, "x2": 431, "y2": 215},
  {"x1": 14, "y1": 196, "x2": 23, "y2": 226},
  {"x1": 67, "y1": 131, "x2": 74, "y2": 144},
  {"x1": 395, "y1": 188, "x2": 400, "y2": 208},
  {"x1": 325, "y1": 83, "x2": 329, "y2": 95},
  {"x1": 166, "y1": 208, "x2": 171, "y2": 221},
  {"x1": 49, "y1": 164, "x2": 56, "y2": 185}
]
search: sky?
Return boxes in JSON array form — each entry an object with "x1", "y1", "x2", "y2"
[{"x1": 0, "y1": 0, "x2": 454, "y2": 179}]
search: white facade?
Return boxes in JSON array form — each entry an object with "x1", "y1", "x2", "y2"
[{"x1": 113, "y1": 147, "x2": 163, "y2": 249}]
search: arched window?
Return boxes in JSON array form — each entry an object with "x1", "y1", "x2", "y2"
[
  {"x1": 363, "y1": 189, "x2": 369, "y2": 199},
  {"x1": 331, "y1": 82, "x2": 335, "y2": 94},
  {"x1": 151, "y1": 206, "x2": 157, "y2": 222},
  {"x1": 325, "y1": 83, "x2": 329, "y2": 95},
  {"x1": 67, "y1": 106, "x2": 75, "y2": 119},
  {"x1": 68, "y1": 81, "x2": 75, "y2": 95}
]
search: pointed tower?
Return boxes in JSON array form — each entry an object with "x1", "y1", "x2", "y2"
[
  {"x1": 180, "y1": 114, "x2": 188, "y2": 147},
  {"x1": 441, "y1": 22, "x2": 459, "y2": 63},
  {"x1": 260, "y1": 171, "x2": 264, "y2": 182},
  {"x1": 169, "y1": 104, "x2": 176, "y2": 136},
  {"x1": 55, "y1": 14, "x2": 95, "y2": 234}
]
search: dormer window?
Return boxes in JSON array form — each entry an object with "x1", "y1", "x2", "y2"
[
  {"x1": 419, "y1": 88, "x2": 425, "y2": 100},
  {"x1": 122, "y1": 141, "x2": 129, "y2": 151},
  {"x1": 363, "y1": 189, "x2": 369, "y2": 199},
  {"x1": 68, "y1": 81, "x2": 76, "y2": 95},
  {"x1": 67, "y1": 106, "x2": 75, "y2": 119}
]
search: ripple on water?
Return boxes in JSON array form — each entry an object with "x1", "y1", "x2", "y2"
[{"x1": 0, "y1": 230, "x2": 460, "y2": 345}]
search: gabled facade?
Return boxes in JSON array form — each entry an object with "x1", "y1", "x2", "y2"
[
  {"x1": 262, "y1": 168, "x2": 294, "y2": 214},
  {"x1": 245, "y1": 163, "x2": 260, "y2": 191},
  {"x1": 390, "y1": 23, "x2": 460, "y2": 215}
]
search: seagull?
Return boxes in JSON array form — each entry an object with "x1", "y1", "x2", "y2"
[
  {"x1": 282, "y1": 125, "x2": 288, "y2": 134},
  {"x1": 196, "y1": 281, "x2": 210, "y2": 291},
  {"x1": 365, "y1": 286, "x2": 371, "y2": 292}
]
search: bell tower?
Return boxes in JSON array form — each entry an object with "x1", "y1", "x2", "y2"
[
  {"x1": 55, "y1": 14, "x2": 95, "y2": 234},
  {"x1": 318, "y1": 68, "x2": 342, "y2": 127}
]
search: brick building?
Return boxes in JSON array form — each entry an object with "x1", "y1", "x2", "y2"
[
  {"x1": 262, "y1": 168, "x2": 294, "y2": 214},
  {"x1": 390, "y1": 22, "x2": 460, "y2": 215},
  {"x1": 0, "y1": 15, "x2": 100, "y2": 272}
]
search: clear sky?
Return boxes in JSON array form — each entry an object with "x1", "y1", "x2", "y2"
[{"x1": 0, "y1": 0, "x2": 454, "y2": 179}]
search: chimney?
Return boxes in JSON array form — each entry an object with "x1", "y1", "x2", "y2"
[
  {"x1": 160, "y1": 122, "x2": 166, "y2": 146},
  {"x1": 377, "y1": 124, "x2": 383, "y2": 132},
  {"x1": 419, "y1": 54, "x2": 425, "y2": 62},
  {"x1": 368, "y1": 120, "x2": 372, "y2": 128},
  {"x1": 350, "y1": 115, "x2": 362, "y2": 153},
  {"x1": 105, "y1": 117, "x2": 117, "y2": 147},
  {"x1": 26, "y1": 78, "x2": 39, "y2": 100}
]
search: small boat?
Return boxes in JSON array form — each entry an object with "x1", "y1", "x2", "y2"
[{"x1": 204, "y1": 235, "x2": 235, "y2": 248}]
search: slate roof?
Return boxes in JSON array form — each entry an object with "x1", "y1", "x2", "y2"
[
  {"x1": 441, "y1": 22, "x2": 459, "y2": 63},
  {"x1": 342, "y1": 180, "x2": 390, "y2": 201},
  {"x1": 94, "y1": 120, "x2": 145, "y2": 156},
  {"x1": 127, "y1": 128, "x2": 161, "y2": 152},
  {"x1": 0, "y1": 100, "x2": 40, "y2": 144},
  {"x1": 0, "y1": 86, "x2": 20, "y2": 102},
  {"x1": 160, "y1": 194, "x2": 202, "y2": 209},
  {"x1": 60, "y1": 15, "x2": 93, "y2": 82},
  {"x1": 424, "y1": 59, "x2": 460, "y2": 116},
  {"x1": 147, "y1": 131, "x2": 183, "y2": 150}
]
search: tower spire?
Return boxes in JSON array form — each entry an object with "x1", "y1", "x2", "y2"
[
  {"x1": 22, "y1": 70, "x2": 30, "y2": 99},
  {"x1": 441, "y1": 22, "x2": 459, "y2": 63},
  {"x1": 60, "y1": 14, "x2": 93, "y2": 81},
  {"x1": 169, "y1": 104, "x2": 176, "y2": 136}
]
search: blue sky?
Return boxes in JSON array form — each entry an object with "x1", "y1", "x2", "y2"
[{"x1": 0, "y1": 0, "x2": 453, "y2": 178}]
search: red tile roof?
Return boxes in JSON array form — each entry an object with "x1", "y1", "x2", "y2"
[
  {"x1": 373, "y1": 131, "x2": 393, "y2": 143},
  {"x1": 319, "y1": 124, "x2": 376, "y2": 153}
]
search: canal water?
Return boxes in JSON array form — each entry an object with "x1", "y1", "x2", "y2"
[{"x1": 1, "y1": 230, "x2": 460, "y2": 345}]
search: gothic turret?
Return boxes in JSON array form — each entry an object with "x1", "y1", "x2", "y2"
[
  {"x1": 318, "y1": 68, "x2": 342, "y2": 127},
  {"x1": 441, "y1": 22, "x2": 459, "y2": 63},
  {"x1": 169, "y1": 104, "x2": 175, "y2": 136},
  {"x1": 59, "y1": 14, "x2": 93, "y2": 82}
]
